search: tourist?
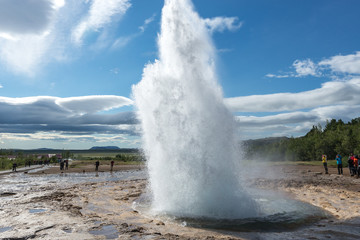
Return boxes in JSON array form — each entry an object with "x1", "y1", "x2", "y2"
[
  {"x1": 95, "y1": 160, "x2": 100, "y2": 171},
  {"x1": 348, "y1": 154, "x2": 355, "y2": 176},
  {"x1": 110, "y1": 160, "x2": 114, "y2": 171},
  {"x1": 353, "y1": 155, "x2": 359, "y2": 176},
  {"x1": 322, "y1": 154, "x2": 328, "y2": 174},
  {"x1": 60, "y1": 159, "x2": 65, "y2": 171},
  {"x1": 12, "y1": 162, "x2": 17, "y2": 172},
  {"x1": 336, "y1": 154, "x2": 343, "y2": 175},
  {"x1": 65, "y1": 159, "x2": 69, "y2": 170}
]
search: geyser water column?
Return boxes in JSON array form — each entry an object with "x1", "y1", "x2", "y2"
[{"x1": 132, "y1": 0, "x2": 256, "y2": 219}]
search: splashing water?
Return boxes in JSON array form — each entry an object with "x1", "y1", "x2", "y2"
[{"x1": 132, "y1": 0, "x2": 256, "y2": 219}]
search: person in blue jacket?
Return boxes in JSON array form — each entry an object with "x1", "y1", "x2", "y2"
[{"x1": 336, "y1": 154, "x2": 343, "y2": 175}]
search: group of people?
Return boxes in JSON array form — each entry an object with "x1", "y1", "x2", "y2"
[
  {"x1": 94, "y1": 160, "x2": 115, "y2": 171},
  {"x1": 322, "y1": 153, "x2": 360, "y2": 176},
  {"x1": 59, "y1": 159, "x2": 69, "y2": 170},
  {"x1": 347, "y1": 153, "x2": 359, "y2": 177}
]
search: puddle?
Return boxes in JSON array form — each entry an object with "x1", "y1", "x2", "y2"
[
  {"x1": 0, "y1": 192, "x2": 16, "y2": 197},
  {"x1": 89, "y1": 225, "x2": 119, "y2": 239},
  {"x1": 29, "y1": 208, "x2": 47, "y2": 213},
  {"x1": 0, "y1": 226, "x2": 12, "y2": 233},
  {"x1": 62, "y1": 228, "x2": 72, "y2": 233}
]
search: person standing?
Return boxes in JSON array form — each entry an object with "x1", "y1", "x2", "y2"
[
  {"x1": 348, "y1": 154, "x2": 355, "y2": 176},
  {"x1": 353, "y1": 155, "x2": 359, "y2": 176},
  {"x1": 336, "y1": 154, "x2": 343, "y2": 175},
  {"x1": 95, "y1": 160, "x2": 100, "y2": 171},
  {"x1": 60, "y1": 159, "x2": 64, "y2": 171},
  {"x1": 110, "y1": 160, "x2": 114, "y2": 171},
  {"x1": 12, "y1": 162, "x2": 17, "y2": 172},
  {"x1": 322, "y1": 154, "x2": 328, "y2": 174},
  {"x1": 65, "y1": 159, "x2": 69, "y2": 170}
]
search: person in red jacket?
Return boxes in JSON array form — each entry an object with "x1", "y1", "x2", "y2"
[{"x1": 353, "y1": 155, "x2": 359, "y2": 176}]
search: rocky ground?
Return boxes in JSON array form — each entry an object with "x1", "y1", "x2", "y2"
[{"x1": 0, "y1": 164, "x2": 360, "y2": 239}]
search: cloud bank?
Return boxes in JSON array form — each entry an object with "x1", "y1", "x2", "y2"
[
  {"x1": 242, "y1": 51, "x2": 360, "y2": 139},
  {"x1": 225, "y1": 78, "x2": 360, "y2": 112},
  {"x1": 0, "y1": 95, "x2": 136, "y2": 135}
]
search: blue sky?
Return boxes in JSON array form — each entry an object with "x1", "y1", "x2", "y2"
[{"x1": 0, "y1": 0, "x2": 360, "y2": 149}]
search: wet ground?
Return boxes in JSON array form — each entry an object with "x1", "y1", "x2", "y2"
[{"x1": 0, "y1": 165, "x2": 360, "y2": 239}]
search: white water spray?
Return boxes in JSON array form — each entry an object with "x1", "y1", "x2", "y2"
[{"x1": 133, "y1": 0, "x2": 256, "y2": 219}]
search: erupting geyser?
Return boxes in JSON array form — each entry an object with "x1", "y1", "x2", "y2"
[{"x1": 132, "y1": 0, "x2": 256, "y2": 219}]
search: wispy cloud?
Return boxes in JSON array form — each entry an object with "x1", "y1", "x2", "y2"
[
  {"x1": 0, "y1": 0, "x2": 67, "y2": 76},
  {"x1": 204, "y1": 16, "x2": 243, "y2": 33},
  {"x1": 217, "y1": 48, "x2": 234, "y2": 53},
  {"x1": 139, "y1": 14, "x2": 156, "y2": 32},
  {"x1": 71, "y1": 0, "x2": 131, "y2": 45},
  {"x1": 0, "y1": 84, "x2": 3, "y2": 88},
  {"x1": 111, "y1": 35, "x2": 136, "y2": 50},
  {"x1": 265, "y1": 73, "x2": 290, "y2": 78},
  {"x1": 0, "y1": 0, "x2": 133, "y2": 76},
  {"x1": 111, "y1": 14, "x2": 157, "y2": 50}
]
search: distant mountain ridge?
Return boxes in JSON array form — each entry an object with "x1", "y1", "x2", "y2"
[{"x1": 89, "y1": 146, "x2": 120, "y2": 150}]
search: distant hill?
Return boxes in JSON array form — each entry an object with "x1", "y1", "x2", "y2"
[{"x1": 89, "y1": 146, "x2": 121, "y2": 150}]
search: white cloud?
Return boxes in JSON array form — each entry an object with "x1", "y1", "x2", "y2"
[
  {"x1": 52, "y1": 0, "x2": 65, "y2": 10},
  {"x1": 225, "y1": 78, "x2": 360, "y2": 112},
  {"x1": 204, "y1": 16, "x2": 243, "y2": 33},
  {"x1": 56, "y1": 95, "x2": 133, "y2": 114},
  {"x1": 0, "y1": 0, "x2": 66, "y2": 75},
  {"x1": 319, "y1": 51, "x2": 360, "y2": 75},
  {"x1": 0, "y1": 34, "x2": 51, "y2": 76},
  {"x1": 139, "y1": 14, "x2": 156, "y2": 32},
  {"x1": 111, "y1": 14, "x2": 156, "y2": 50},
  {"x1": 0, "y1": 95, "x2": 138, "y2": 148},
  {"x1": 0, "y1": 84, "x2": 3, "y2": 88},
  {"x1": 265, "y1": 73, "x2": 290, "y2": 78},
  {"x1": 0, "y1": 0, "x2": 132, "y2": 76},
  {"x1": 111, "y1": 35, "x2": 136, "y2": 49},
  {"x1": 0, "y1": 0, "x2": 55, "y2": 36},
  {"x1": 267, "y1": 52, "x2": 360, "y2": 79},
  {"x1": 72, "y1": 0, "x2": 131, "y2": 45},
  {"x1": 292, "y1": 59, "x2": 319, "y2": 77},
  {"x1": 235, "y1": 104, "x2": 360, "y2": 139}
]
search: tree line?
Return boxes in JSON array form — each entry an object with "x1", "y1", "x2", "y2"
[{"x1": 243, "y1": 117, "x2": 360, "y2": 161}]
